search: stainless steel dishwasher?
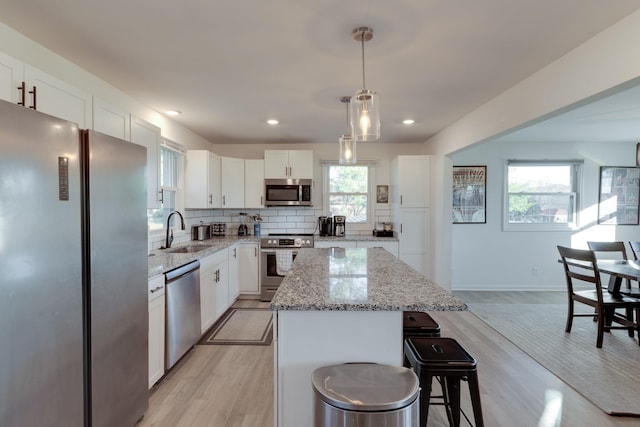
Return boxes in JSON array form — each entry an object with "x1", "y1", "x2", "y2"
[{"x1": 165, "y1": 260, "x2": 201, "y2": 370}]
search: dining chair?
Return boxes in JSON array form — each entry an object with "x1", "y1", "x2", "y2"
[
  {"x1": 557, "y1": 246, "x2": 640, "y2": 348},
  {"x1": 587, "y1": 241, "x2": 633, "y2": 291},
  {"x1": 629, "y1": 241, "x2": 640, "y2": 261}
]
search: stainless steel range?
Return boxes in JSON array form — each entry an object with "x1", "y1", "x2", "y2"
[{"x1": 260, "y1": 234, "x2": 314, "y2": 301}]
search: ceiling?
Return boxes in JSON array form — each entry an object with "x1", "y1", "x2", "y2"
[{"x1": 1, "y1": 0, "x2": 640, "y2": 145}]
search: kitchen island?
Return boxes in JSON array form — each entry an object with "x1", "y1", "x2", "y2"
[{"x1": 271, "y1": 247, "x2": 467, "y2": 427}]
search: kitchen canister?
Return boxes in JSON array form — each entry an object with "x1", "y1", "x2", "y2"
[{"x1": 253, "y1": 222, "x2": 261, "y2": 237}]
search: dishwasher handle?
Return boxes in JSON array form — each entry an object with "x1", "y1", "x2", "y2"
[{"x1": 165, "y1": 260, "x2": 201, "y2": 283}]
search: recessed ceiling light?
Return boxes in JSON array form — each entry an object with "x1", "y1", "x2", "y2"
[
  {"x1": 166, "y1": 110, "x2": 181, "y2": 116},
  {"x1": 402, "y1": 119, "x2": 415, "y2": 125},
  {"x1": 266, "y1": 119, "x2": 279, "y2": 125}
]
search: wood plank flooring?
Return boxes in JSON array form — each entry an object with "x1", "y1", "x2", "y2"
[{"x1": 138, "y1": 293, "x2": 640, "y2": 426}]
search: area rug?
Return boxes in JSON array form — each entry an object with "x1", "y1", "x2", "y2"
[
  {"x1": 200, "y1": 307, "x2": 273, "y2": 346},
  {"x1": 469, "y1": 302, "x2": 640, "y2": 417}
]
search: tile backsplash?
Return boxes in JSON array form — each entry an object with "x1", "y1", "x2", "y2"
[{"x1": 149, "y1": 206, "x2": 392, "y2": 250}]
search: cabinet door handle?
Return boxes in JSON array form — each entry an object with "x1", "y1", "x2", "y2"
[
  {"x1": 400, "y1": 195, "x2": 403, "y2": 205},
  {"x1": 401, "y1": 224, "x2": 403, "y2": 233},
  {"x1": 233, "y1": 248, "x2": 237, "y2": 258},
  {"x1": 254, "y1": 247, "x2": 257, "y2": 257},
  {"x1": 260, "y1": 196, "x2": 263, "y2": 206},
  {"x1": 17, "y1": 82, "x2": 26, "y2": 106},
  {"x1": 158, "y1": 189, "x2": 164, "y2": 203},
  {"x1": 209, "y1": 194, "x2": 212, "y2": 205},
  {"x1": 28, "y1": 85, "x2": 37, "y2": 110},
  {"x1": 150, "y1": 286, "x2": 163, "y2": 293}
]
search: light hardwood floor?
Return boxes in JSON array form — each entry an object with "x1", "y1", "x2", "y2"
[{"x1": 138, "y1": 294, "x2": 640, "y2": 427}]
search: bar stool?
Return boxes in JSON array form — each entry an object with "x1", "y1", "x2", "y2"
[
  {"x1": 404, "y1": 337, "x2": 484, "y2": 427},
  {"x1": 403, "y1": 311, "x2": 441, "y2": 368}
]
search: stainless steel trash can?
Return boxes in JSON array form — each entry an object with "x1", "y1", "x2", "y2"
[{"x1": 312, "y1": 363, "x2": 420, "y2": 427}]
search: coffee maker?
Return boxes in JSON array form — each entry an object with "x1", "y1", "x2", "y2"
[
  {"x1": 333, "y1": 215, "x2": 346, "y2": 237},
  {"x1": 318, "y1": 216, "x2": 333, "y2": 236}
]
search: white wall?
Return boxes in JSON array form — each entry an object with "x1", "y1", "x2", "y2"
[
  {"x1": 425, "y1": 10, "x2": 640, "y2": 290},
  {"x1": 451, "y1": 139, "x2": 638, "y2": 291}
]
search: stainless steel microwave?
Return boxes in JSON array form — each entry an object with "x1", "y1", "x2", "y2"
[{"x1": 265, "y1": 179, "x2": 312, "y2": 206}]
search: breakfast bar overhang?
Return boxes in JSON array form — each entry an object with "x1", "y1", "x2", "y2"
[{"x1": 270, "y1": 247, "x2": 467, "y2": 427}]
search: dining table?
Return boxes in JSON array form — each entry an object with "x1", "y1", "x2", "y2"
[{"x1": 596, "y1": 259, "x2": 640, "y2": 296}]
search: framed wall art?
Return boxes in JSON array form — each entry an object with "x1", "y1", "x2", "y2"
[
  {"x1": 598, "y1": 166, "x2": 640, "y2": 225},
  {"x1": 452, "y1": 165, "x2": 486, "y2": 224},
  {"x1": 376, "y1": 185, "x2": 389, "y2": 203}
]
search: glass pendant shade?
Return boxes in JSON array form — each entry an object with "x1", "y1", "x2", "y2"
[
  {"x1": 339, "y1": 134, "x2": 356, "y2": 164},
  {"x1": 350, "y1": 90, "x2": 380, "y2": 142}
]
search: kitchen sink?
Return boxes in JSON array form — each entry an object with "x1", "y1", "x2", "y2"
[{"x1": 165, "y1": 245, "x2": 211, "y2": 254}]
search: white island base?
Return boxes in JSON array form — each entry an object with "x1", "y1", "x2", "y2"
[{"x1": 274, "y1": 310, "x2": 403, "y2": 427}]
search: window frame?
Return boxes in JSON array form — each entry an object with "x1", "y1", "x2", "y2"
[
  {"x1": 322, "y1": 162, "x2": 375, "y2": 232},
  {"x1": 148, "y1": 140, "x2": 185, "y2": 236},
  {"x1": 503, "y1": 159, "x2": 583, "y2": 232}
]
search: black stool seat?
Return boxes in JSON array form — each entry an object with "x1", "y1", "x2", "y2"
[
  {"x1": 403, "y1": 311, "x2": 441, "y2": 338},
  {"x1": 404, "y1": 337, "x2": 484, "y2": 427}
]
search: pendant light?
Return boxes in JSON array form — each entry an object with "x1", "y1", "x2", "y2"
[
  {"x1": 350, "y1": 26, "x2": 380, "y2": 142},
  {"x1": 339, "y1": 96, "x2": 356, "y2": 164}
]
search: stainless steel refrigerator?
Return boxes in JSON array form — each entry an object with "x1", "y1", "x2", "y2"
[{"x1": 0, "y1": 99, "x2": 148, "y2": 427}]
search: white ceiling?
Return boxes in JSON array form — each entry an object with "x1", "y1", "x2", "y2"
[{"x1": 1, "y1": 0, "x2": 639, "y2": 145}]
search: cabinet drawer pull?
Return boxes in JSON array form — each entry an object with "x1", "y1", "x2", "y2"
[
  {"x1": 17, "y1": 81, "x2": 26, "y2": 106},
  {"x1": 150, "y1": 286, "x2": 163, "y2": 293},
  {"x1": 29, "y1": 85, "x2": 37, "y2": 110}
]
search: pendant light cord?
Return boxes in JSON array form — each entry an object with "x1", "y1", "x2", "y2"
[{"x1": 360, "y1": 29, "x2": 367, "y2": 89}]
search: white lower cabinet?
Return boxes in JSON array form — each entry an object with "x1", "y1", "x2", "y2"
[
  {"x1": 228, "y1": 245, "x2": 240, "y2": 304},
  {"x1": 238, "y1": 242, "x2": 260, "y2": 294},
  {"x1": 213, "y1": 251, "x2": 230, "y2": 320},
  {"x1": 199, "y1": 252, "x2": 219, "y2": 334},
  {"x1": 148, "y1": 275, "x2": 165, "y2": 389},
  {"x1": 314, "y1": 240, "x2": 398, "y2": 257}
]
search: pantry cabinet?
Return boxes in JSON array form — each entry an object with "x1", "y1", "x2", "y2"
[
  {"x1": 185, "y1": 150, "x2": 222, "y2": 209},
  {"x1": 392, "y1": 155, "x2": 431, "y2": 275},
  {"x1": 221, "y1": 156, "x2": 245, "y2": 208},
  {"x1": 245, "y1": 159, "x2": 265, "y2": 208},
  {"x1": 148, "y1": 275, "x2": 165, "y2": 389},
  {"x1": 264, "y1": 149, "x2": 313, "y2": 179},
  {"x1": 131, "y1": 116, "x2": 161, "y2": 209}
]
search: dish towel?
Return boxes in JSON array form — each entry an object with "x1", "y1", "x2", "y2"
[{"x1": 276, "y1": 250, "x2": 293, "y2": 276}]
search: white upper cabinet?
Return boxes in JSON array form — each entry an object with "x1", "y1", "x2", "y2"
[
  {"x1": 221, "y1": 156, "x2": 245, "y2": 208},
  {"x1": 264, "y1": 150, "x2": 313, "y2": 179},
  {"x1": 131, "y1": 116, "x2": 161, "y2": 209},
  {"x1": 23, "y1": 65, "x2": 92, "y2": 128},
  {"x1": 1, "y1": 53, "x2": 92, "y2": 127},
  {"x1": 185, "y1": 150, "x2": 221, "y2": 209},
  {"x1": 391, "y1": 155, "x2": 430, "y2": 208},
  {"x1": 92, "y1": 97, "x2": 130, "y2": 140},
  {"x1": 0, "y1": 51, "x2": 23, "y2": 103},
  {"x1": 245, "y1": 159, "x2": 265, "y2": 208}
]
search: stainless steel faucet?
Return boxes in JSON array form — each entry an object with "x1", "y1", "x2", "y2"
[{"x1": 165, "y1": 210, "x2": 185, "y2": 248}]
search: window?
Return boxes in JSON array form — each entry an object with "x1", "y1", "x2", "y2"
[
  {"x1": 148, "y1": 142, "x2": 184, "y2": 232},
  {"x1": 504, "y1": 160, "x2": 582, "y2": 230},
  {"x1": 323, "y1": 164, "x2": 373, "y2": 229}
]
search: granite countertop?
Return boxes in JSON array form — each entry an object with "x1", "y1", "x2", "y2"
[
  {"x1": 271, "y1": 247, "x2": 467, "y2": 312},
  {"x1": 147, "y1": 236, "x2": 259, "y2": 278},
  {"x1": 315, "y1": 235, "x2": 398, "y2": 242}
]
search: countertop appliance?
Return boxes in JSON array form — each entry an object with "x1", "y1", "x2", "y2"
[
  {"x1": 0, "y1": 100, "x2": 148, "y2": 427},
  {"x1": 165, "y1": 261, "x2": 201, "y2": 370},
  {"x1": 318, "y1": 216, "x2": 333, "y2": 236},
  {"x1": 333, "y1": 215, "x2": 346, "y2": 237},
  {"x1": 265, "y1": 178, "x2": 312, "y2": 206},
  {"x1": 260, "y1": 234, "x2": 314, "y2": 301},
  {"x1": 192, "y1": 222, "x2": 211, "y2": 241}
]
